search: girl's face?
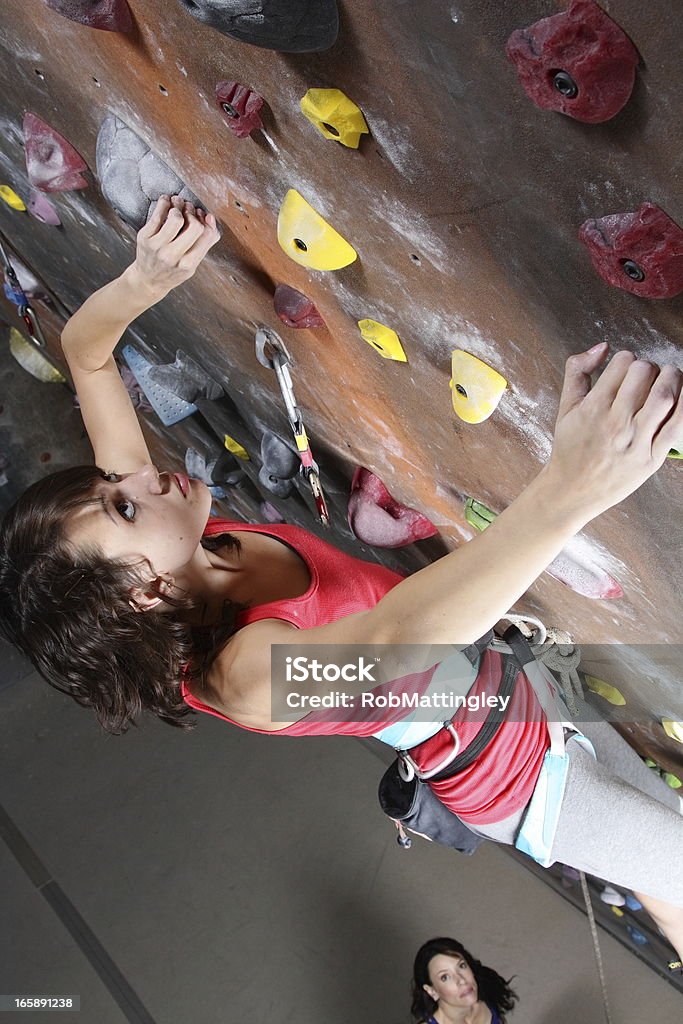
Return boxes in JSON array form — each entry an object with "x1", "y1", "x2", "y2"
[
  {"x1": 65, "y1": 464, "x2": 212, "y2": 578},
  {"x1": 424, "y1": 953, "x2": 478, "y2": 1010}
]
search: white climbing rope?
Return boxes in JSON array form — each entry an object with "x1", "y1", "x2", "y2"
[
  {"x1": 491, "y1": 614, "x2": 584, "y2": 716},
  {"x1": 579, "y1": 871, "x2": 614, "y2": 1024}
]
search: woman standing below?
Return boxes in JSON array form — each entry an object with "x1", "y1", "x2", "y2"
[{"x1": 411, "y1": 937, "x2": 517, "y2": 1024}]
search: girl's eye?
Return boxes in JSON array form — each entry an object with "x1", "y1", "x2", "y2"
[
  {"x1": 116, "y1": 499, "x2": 136, "y2": 522},
  {"x1": 102, "y1": 471, "x2": 120, "y2": 482}
]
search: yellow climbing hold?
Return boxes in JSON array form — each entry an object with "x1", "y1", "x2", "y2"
[
  {"x1": 610, "y1": 906, "x2": 625, "y2": 918},
  {"x1": 277, "y1": 190, "x2": 357, "y2": 271},
  {"x1": 357, "y1": 320, "x2": 407, "y2": 362},
  {"x1": 0, "y1": 185, "x2": 26, "y2": 211},
  {"x1": 8, "y1": 327, "x2": 65, "y2": 383},
  {"x1": 584, "y1": 675, "x2": 626, "y2": 706},
  {"x1": 662, "y1": 719, "x2": 683, "y2": 744},
  {"x1": 449, "y1": 351, "x2": 507, "y2": 424},
  {"x1": 300, "y1": 89, "x2": 369, "y2": 149},
  {"x1": 223, "y1": 434, "x2": 249, "y2": 460}
]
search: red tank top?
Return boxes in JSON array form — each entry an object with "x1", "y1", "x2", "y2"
[{"x1": 181, "y1": 517, "x2": 549, "y2": 824}]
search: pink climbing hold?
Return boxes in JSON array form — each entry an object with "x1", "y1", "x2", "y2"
[
  {"x1": 260, "y1": 501, "x2": 285, "y2": 523},
  {"x1": 215, "y1": 81, "x2": 265, "y2": 138},
  {"x1": 27, "y1": 189, "x2": 61, "y2": 226},
  {"x1": 44, "y1": 0, "x2": 133, "y2": 33},
  {"x1": 23, "y1": 113, "x2": 88, "y2": 192},
  {"x1": 547, "y1": 552, "x2": 623, "y2": 600},
  {"x1": 506, "y1": 0, "x2": 639, "y2": 124},
  {"x1": 579, "y1": 203, "x2": 683, "y2": 299},
  {"x1": 348, "y1": 467, "x2": 438, "y2": 548},
  {"x1": 274, "y1": 284, "x2": 326, "y2": 329}
]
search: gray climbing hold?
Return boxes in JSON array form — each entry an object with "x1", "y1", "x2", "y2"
[
  {"x1": 258, "y1": 431, "x2": 299, "y2": 498},
  {"x1": 121, "y1": 345, "x2": 197, "y2": 425},
  {"x1": 96, "y1": 115, "x2": 204, "y2": 229},
  {"x1": 147, "y1": 350, "x2": 224, "y2": 403},
  {"x1": 174, "y1": 0, "x2": 339, "y2": 53}
]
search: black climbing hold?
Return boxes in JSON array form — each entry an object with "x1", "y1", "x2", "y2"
[
  {"x1": 621, "y1": 259, "x2": 645, "y2": 282},
  {"x1": 552, "y1": 70, "x2": 578, "y2": 98},
  {"x1": 174, "y1": 0, "x2": 339, "y2": 54}
]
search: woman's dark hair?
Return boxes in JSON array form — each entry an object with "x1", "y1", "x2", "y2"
[
  {"x1": 0, "y1": 465, "x2": 243, "y2": 734},
  {"x1": 411, "y1": 937, "x2": 517, "y2": 1022}
]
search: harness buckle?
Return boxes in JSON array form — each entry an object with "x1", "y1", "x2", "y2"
[{"x1": 398, "y1": 722, "x2": 461, "y2": 782}]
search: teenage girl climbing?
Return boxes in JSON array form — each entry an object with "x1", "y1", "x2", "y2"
[
  {"x1": 2, "y1": 197, "x2": 683, "y2": 961},
  {"x1": 411, "y1": 936, "x2": 517, "y2": 1024}
]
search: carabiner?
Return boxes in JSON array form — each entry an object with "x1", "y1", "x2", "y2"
[{"x1": 397, "y1": 723, "x2": 461, "y2": 782}]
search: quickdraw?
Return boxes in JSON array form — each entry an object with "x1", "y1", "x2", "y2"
[
  {"x1": 0, "y1": 237, "x2": 47, "y2": 349},
  {"x1": 255, "y1": 326, "x2": 330, "y2": 526}
]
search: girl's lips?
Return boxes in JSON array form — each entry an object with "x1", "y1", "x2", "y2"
[{"x1": 174, "y1": 473, "x2": 190, "y2": 497}]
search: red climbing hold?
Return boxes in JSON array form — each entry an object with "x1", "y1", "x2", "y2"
[
  {"x1": 215, "y1": 82, "x2": 264, "y2": 138},
  {"x1": 23, "y1": 113, "x2": 88, "y2": 192},
  {"x1": 274, "y1": 285, "x2": 325, "y2": 329},
  {"x1": 348, "y1": 467, "x2": 438, "y2": 548},
  {"x1": 506, "y1": 0, "x2": 639, "y2": 124},
  {"x1": 45, "y1": 0, "x2": 133, "y2": 33},
  {"x1": 27, "y1": 189, "x2": 61, "y2": 225},
  {"x1": 579, "y1": 203, "x2": 683, "y2": 299}
]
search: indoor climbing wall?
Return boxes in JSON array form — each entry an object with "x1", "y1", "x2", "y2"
[{"x1": 0, "y1": 0, "x2": 682, "y2": 788}]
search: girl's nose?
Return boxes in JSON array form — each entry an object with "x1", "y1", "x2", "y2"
[{"x1": 128, "y1": 464, "x2": 162, "y2": 493}]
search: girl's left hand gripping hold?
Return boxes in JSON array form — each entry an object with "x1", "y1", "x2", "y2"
[{"x1": 128, "y1": 195, "x2": 221, "y2": 299}]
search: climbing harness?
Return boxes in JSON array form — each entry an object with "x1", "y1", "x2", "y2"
[
  {"x1": 0, "y1": 237, "x2": 47, "y2": 348},
  {"x1": 379, "y1": 613, "x2": 594, "y2": 857},
  {"x1": 255, "y1": 326, "x2": 330, "y2": 525}
]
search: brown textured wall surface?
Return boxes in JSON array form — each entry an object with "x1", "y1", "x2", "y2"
[{"x1": 0, "y1": 1, "x2": 681, "y2": 767}]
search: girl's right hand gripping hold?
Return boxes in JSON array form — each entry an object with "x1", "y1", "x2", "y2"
[{"x1": 545, "y1": 342, "x2": 683, "y2": 527}]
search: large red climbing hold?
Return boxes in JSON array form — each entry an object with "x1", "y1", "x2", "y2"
[
  {"x1": 23, "y1": 113, "x2": 88, "y2": 192},
  {"x1": 579, "y1": 203, "x2": 683, "y2": 299},
  {"x1": 45, "y1": 0, "x2": 133, "y2": 33},
  {"x1": 506, "y1": 0, "x2": 639, "y2": 124},
  {"x1": 274, "y1": 285, "x2": 325, "y2": 329},
  {"x1": 215, "y1": 81, "x2": 264, "y2": 138},
  {"x1": 348, "y1": 467, "x2": 438, "y2": 548}
]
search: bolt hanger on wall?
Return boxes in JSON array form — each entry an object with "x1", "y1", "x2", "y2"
[{"x1": 254, "y1": 326, "x2": 330, "y2": 524}]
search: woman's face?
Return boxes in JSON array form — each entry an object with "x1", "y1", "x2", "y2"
[
  {"x1": 424, "y1": 953, "x2": 479, "y2": 1010},
  {"x1": 64, "y1": 464, "x2": 212, "y2": 578}
]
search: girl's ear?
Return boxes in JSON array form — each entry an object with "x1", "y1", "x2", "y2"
[
  {"x1": 127, "y1": 576, "x2": 167, "y2": 612},
  {"x1": 423, "y1": 983, "x2": 437, "y2": 1002}
]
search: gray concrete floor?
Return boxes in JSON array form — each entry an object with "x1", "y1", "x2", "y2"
[{"x1": 1, "y1": 660, "x2": 681, "y2": 1024}]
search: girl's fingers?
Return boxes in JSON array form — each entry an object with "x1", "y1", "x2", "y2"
[
  {"x1": 586, "y1": 348, "x2": 637, "y2": 407},
  {"x1": 556, "y1": 342, "x2": 609, "y2": 421},
  {"x1": 610, "y1": 359, "x2": 660, "y2": 422},
  {"x1": 153, "y1": 199, "x2": 188, "y2": 245},
  {"x1": 641, "y1": 368, "x2": 683, "y2": 459},
  {"x1": 177, "y1": 222, "x2": 221, "y2": 268},
  {"x1": 163, "y1": 206, "x2": 208, "y2": 260},
  {"x1": 137, "y1": 194, "x2": 172, "y2": 239}
]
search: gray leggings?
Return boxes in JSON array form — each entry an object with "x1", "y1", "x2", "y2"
[{"x1": 469, "y1": 720, "x2": 683, "y2": 906}]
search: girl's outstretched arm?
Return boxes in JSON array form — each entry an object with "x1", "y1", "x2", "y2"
[
  {"x1": 61, "y1": 196, "x2": 219, "y2": 472},
  {"x1": 216, "y1": 347, "x2": 682, "y2": 727}
]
